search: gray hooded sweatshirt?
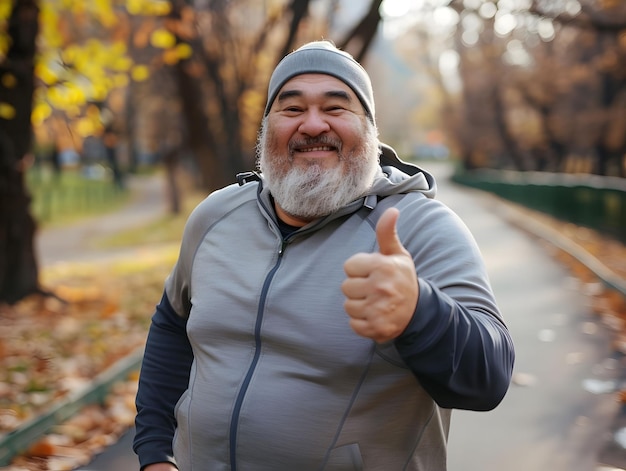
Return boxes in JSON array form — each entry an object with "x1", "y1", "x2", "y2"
[{"x1": 134, "y1": 149, "x2": 515, "y2": 471}]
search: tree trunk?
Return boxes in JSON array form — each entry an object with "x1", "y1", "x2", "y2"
[
  {"x1": 279, "y1": 0, "x2": 312, "y2": 59},
  {"x1": 0, "y1": 0, "x2": 40, "y2": 304},
  {"x1": 338, "y1": 0, "x2": 382, "y2": 63}
]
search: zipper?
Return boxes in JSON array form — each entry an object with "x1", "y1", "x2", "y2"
[
  {"x1": 226, "y1": 183, "x2": 368, "y2": 468},
  {"x1": 228, "y1": 238, "x2": 287, "y2": 470}
]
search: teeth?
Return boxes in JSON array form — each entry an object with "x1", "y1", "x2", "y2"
[{"x1": 300, "y1": 146, "x2": 332, "y2": 152}]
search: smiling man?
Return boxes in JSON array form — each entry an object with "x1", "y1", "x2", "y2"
[{"x1": 133, "y1": 40, "x2": 515, "y2": 471}]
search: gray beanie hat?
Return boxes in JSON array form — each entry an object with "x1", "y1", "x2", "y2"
[{"x1": 264, "y1": 41, "x2": 375, "y2": 123}]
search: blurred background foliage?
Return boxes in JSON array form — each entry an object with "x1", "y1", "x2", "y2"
[
  {"x1": 1, "y1": 0, "x2": 625, "y2": 303},
  {"x1": 3, "y1": 0, "x2": 625, "y2": 185}
]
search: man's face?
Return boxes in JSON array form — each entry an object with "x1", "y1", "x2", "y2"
[{"x1": 258, "y1": 74, "x2": 380, "y2": 225}]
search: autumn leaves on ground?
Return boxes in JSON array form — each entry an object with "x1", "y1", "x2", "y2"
[
  {"x1": 0, "y1": 232, "x2": 180, "y2": 470},
  {"x1": 1, "y1": 203, "x2": 626, "y2": 471}
]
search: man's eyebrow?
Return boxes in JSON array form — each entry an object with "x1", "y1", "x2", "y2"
[
  {"x1": 277, "y1": 89, "x2": 303, "y2": 102},
  {"x1": 324, "y1": 90, "x2": 352, "y2": 101},
  {"x1": 276, "y1": 89, "x2": 353, "y2": 102}
]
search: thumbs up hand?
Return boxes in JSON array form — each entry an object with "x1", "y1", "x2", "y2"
[{"x1": 342, "y1": 208, "x2": 419, "y2": 343}]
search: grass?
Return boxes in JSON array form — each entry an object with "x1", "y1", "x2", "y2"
[
  {"x1": 26, "y1": 165, "x2": 130, "y2": 228},
  {"x1": 27, "y1": 162, "x2": 207, "y2": 257},
  {"x1": 93, "y1": 190, "x2": 205, "y2": 249}
]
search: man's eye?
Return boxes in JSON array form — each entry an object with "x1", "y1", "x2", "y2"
[{"x1": 326, "y1": 105, "x2": 345, "y2": 112}]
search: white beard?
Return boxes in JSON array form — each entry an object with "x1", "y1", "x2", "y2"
[{"x1": 256, "y1": 119, "x2": 381, "y2": 221}]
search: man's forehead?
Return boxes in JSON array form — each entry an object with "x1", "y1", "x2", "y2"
[{"x1": 278, "y1": 73, "x2": 355, "y2": 96}]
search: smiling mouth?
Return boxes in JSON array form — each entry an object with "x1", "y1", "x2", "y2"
[
  {"x1": 290, "y1": 137, "x2": 341, "y2": 156},
  {"x1": 297, "y1": 146, "x2": 335, "y2": 153}
]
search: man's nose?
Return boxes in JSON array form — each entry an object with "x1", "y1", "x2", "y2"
[{"x1": 298, "y1": 109, "x2": 331, "y2": 136}]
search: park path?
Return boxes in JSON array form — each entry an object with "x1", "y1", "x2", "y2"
[
  {"x1": 432, "y1": 162, "x2": 624, "y2": 471},
  {"x1": 36, "y1": 173, "x2": 169, "y2": 267},
  {"x1": 38, "y1": 162, "x2": 624, "y2": 471}
]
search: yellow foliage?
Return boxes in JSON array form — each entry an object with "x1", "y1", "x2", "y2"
[
  {"x1": 149, "y1": 1, "x2": 172, "y2": 16},
  {"x1": 131, "y1": 64, "x2": 150, "y2": 82},
  {"x1": 84, "y1": 38, "x2": 102, "y2": 55},
  {"x1": 112, "y1": 73, "x2": 129, "y2": 88},
  {"x1": 176, "y1": 43, "x2": 193, "y2": 60},
  {"x1": 39, "y1": 6, "x2": 63, "y2": 49},
  {"x1": 72, "y1": 1, "x2": 86, "y2": 16},
  {"x1": 73, "y1": 57, "x2": 100, "y2": 79},
  {"x1": 150, "y1": 28, "x2": 176, "y2": 49},
  {"x1": 42, "y1": 82, "x2": 87, "y2": 110},
  {"x1": 28, "y1": 0, "x2": 179, "y2": 152},
  {"x1": 0, "y1": 2, "x2": 12, "y2": 20},
  {"x1": 0, "y1": 102, "x2": 16, "y2": 119},
  {"x1": 91, "y1": 82, "x2": 109, "y2": 101},
  {"x1": 46, "y1": 87, "x2": 64, "y2": 108},
  {"x1": 98, "y1": 10, "x2": 118, "y2": 28},
  {"x1": 75, "y1": 118, "x2": 97, "y2": 138},
  {"x1": 126, "y1": 0, "x2": 171, "y2": 16},
  {"x1": 35, "y1": 63, "x2": 59, "y2": 86},
  {"x1": 125, "y1": 0, "x2": 144, "y2": 15},
  {"x1": 112, "y1": 56, "x2": 133, "y2": 71},
  {"x1": 65, "y1": 105, "x2": 81, "y2": 118},
  {"x1": 61, "y1": 43, "x2": 80, "y2": 64},
  {"x1": 64, "y1": 83, "x2": 87, "y2": 106},
  {"x1": 94, "y1": 0, "x2": 117, "y2": 26},
  {"x1": 31, "y1": 103, "x2": 52, "y2": 126},
  {"x1": 111, "y1": 41, "x2": 128, "y2": 56}
]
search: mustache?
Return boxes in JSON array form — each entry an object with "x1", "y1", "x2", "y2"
[{"x1": 288, "y1": 136, "x2": 343, "y2": 154}]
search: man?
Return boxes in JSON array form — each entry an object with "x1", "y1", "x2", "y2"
[{"x1": 134, "y1": 40, "x2": 515, "y2": 471}]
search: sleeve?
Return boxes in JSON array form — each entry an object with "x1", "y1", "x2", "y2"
[
  {"x1": 392, "y1": 197, "x2": 515, "y2": 411},
  {"x1": 133, "y1": 291, "x2": 194, "y2": 470},
  {"x1": 394, "y1": 278, "x2": 514, "y2": 411}
]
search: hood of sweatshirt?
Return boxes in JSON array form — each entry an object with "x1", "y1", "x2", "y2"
[{"x1": 370, "y1": 143, "x2": 437, "y2": 199}]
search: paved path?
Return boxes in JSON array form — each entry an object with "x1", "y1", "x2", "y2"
[
  {"x1": 66, "y1": 162, "x2": 623, "y2": 470},
  {"x1": 37, "y1": 174, "x2": 168, "y2": 266},
  {"x1": 432, "y1": 162, "x2": 623, "y2": 471}
]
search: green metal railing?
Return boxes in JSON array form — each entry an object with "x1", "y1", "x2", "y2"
[
  {"x1": 452, "y1": 169, "x2": 626, "y2": 244},
  {"x1": 452, "y1": 168, "x2": 626, "y2": 298}
]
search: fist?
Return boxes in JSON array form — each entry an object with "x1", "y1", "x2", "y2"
[{"x1": 341, "y1": 208, "x2": 419, "y2": 343}]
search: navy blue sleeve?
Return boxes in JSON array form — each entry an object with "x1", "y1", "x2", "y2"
[
  {"x1": 133, "y1": 291, "x2": 194, "y2": 470},
  {"x1": 394, "y1": 278, "x2": 515, "y2": 411}
]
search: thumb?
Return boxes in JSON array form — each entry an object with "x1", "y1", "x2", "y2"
[{"x1": 376, "y1": 207, "x2": 404, "y2": 255}]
